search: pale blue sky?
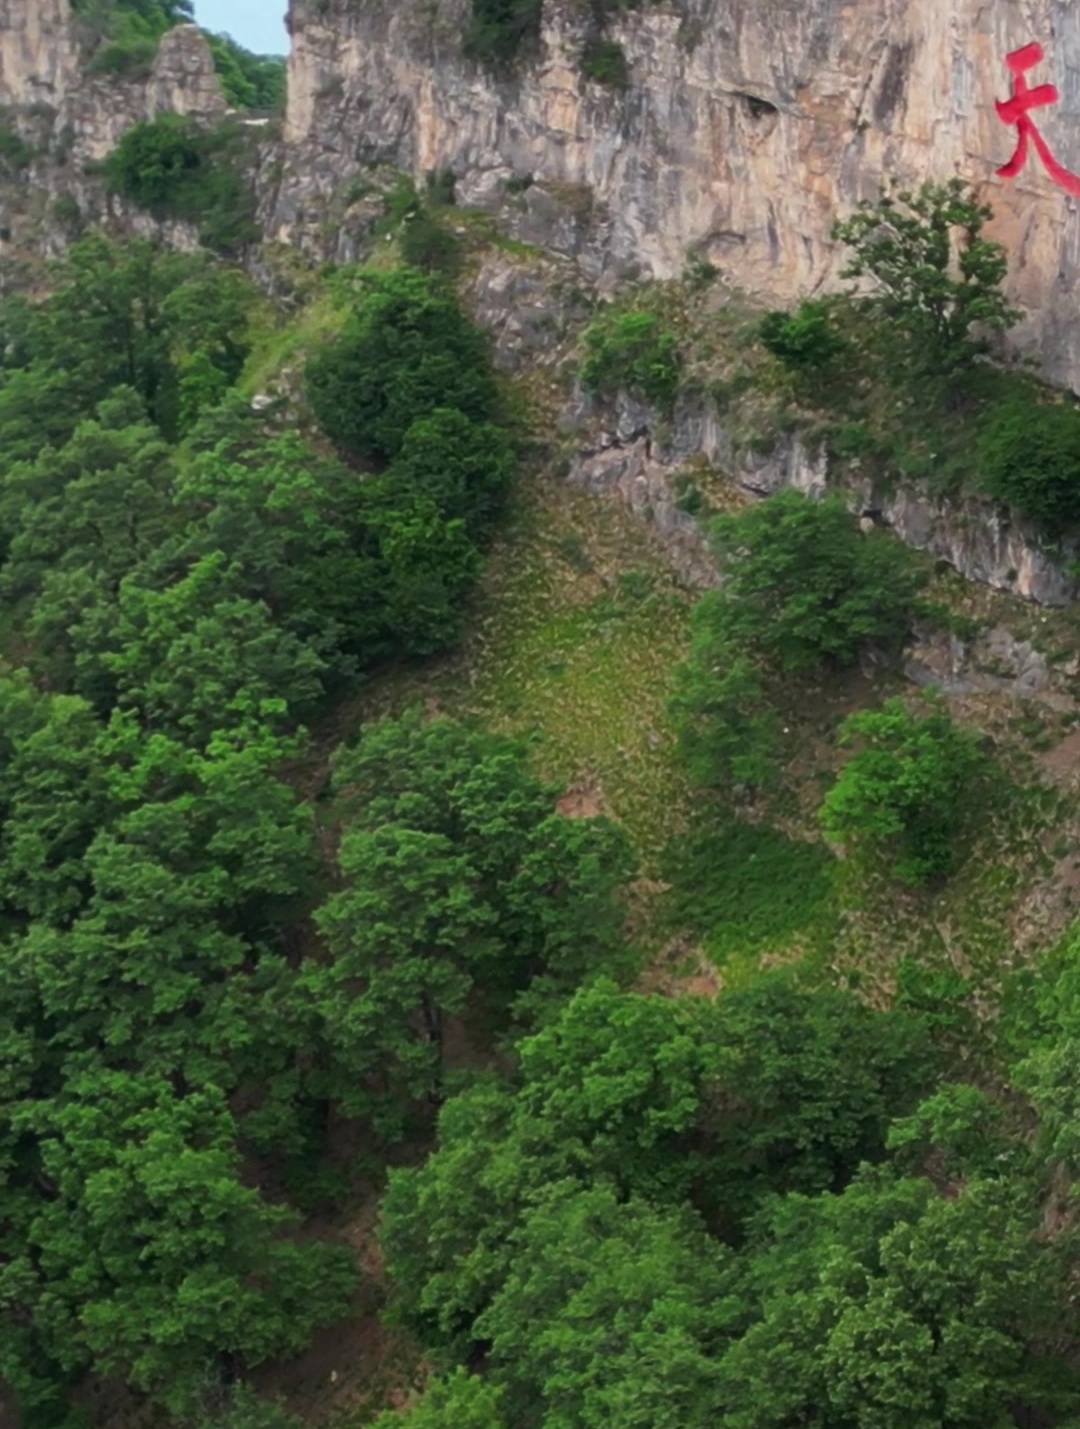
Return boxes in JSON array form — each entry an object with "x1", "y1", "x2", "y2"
[{"x1": 193, "y1": 1, "x2": 288, "y2": 54}]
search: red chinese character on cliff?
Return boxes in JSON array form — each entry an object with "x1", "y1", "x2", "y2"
[{"x1": 996, "y1": 41, "x2": 1080, "y2": 197}]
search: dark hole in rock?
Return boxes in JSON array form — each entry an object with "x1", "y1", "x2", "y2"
[{"x1": 737, "y1": 92, "x2": 779, "y2": 121}]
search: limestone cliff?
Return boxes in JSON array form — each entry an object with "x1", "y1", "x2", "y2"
[
  {"x1": 0, "y1": 6, "x2": 225, "y2": 158},
  {"x1": 0, "y1": 6, "x2": 225, "y2": 247},
  {"x1": 278, "y1": 0, "x2": 1080, "y2": 390}
]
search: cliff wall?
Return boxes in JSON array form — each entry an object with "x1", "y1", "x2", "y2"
[
  {"x1": 0, "y1": 6, "x2": 225, "y2": 160},
  {"x1": 0, "y1": 5, "x2": 225, "y2": 251},
  {"x1": 278, "y1": 0, "x2": 1080, "y2": 389}
]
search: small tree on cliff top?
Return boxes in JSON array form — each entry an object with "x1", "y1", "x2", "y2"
[{"x1": 832, "y1": 179, "x2": 1019, "y2": 390}]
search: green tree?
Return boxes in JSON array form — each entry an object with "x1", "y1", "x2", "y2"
[
  {"x1": 463, "y1": 0, "x2": 543, "y2": 69},
  {"x1": 0, "y1": 673, "x2": 109, "y2": 928},
  {"x1": 475, "y1": 1182, "x2": 733, "y2": 1429},
  {"x1": 1, "y1": 1071, "x2": 355, "y2": 1416},
  {"x1": 832, "y1": 180, "x2": 1020, "y2": 392},
  {"x1": 977, "y1": 390, "x2": 1080, "y2": 535},
  {"x1": 369, "y1": 1371, "x2": 506, "y2": 1429},
  {"x1": 0, "y1": 392, "x2": 175, "y2": 618},
  {"x1": 365, "y1": 496, "x2": 481, "y2": 656},
  {"x1": 106, "y1": 119, "x2": 259, "y2": 255},
  {"x1": 379, "y1": 985, "x2": 719, "y2": 1354},
  {"x1": 307, "y1": 712, "x2": 634, "y2": 1116},
  {"x1": 169, "y1": 429, "x2": 382, "y2": 673},
  {"x1": 0, "y1": 237, "x2": 254, "y2": 453},
  {"x1": 512, "y1": 979, "x2": 718, "y2": 1201},
  {"x1": 716, "y1": 1167, "x2": 1077, "y2": 1429},
  {"x1": 380, "y1": 1078, "x2": 522, "y2": 1349},
  {"x1": 702, "y1": 974, "x2": 935, "y2": 1229},
  {"x1": 820, "y1": 696, "x2": 992, "y2": 885},
  {"x1": 380, "y1": 407, "x2": 515, "y2": 540},
  {"x1": 701, "y1": 491, "x2": 926, "y2": 674},
  {"x1": 204, "y1": 34, "x2": 286, "y2": 111},
  {"x1": 104, "y1": 553, "x2": 328, "y2": 743},
  {"x1": 304, "y1": 268, "x2": 500, "y2": 465}
]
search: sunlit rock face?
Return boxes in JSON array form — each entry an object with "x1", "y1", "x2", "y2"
[
  {"x1": 280, "y1": 0, "x2": 1080, "y2": 387},
  {"x1": 0, "y1": 9, "x2": 224, "y2": 163}
]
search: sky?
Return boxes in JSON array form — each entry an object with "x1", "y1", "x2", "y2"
[{"x1": 193, "y1": 0, "x2": 289, "y2": 54}]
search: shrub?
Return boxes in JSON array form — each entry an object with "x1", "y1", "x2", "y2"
[
  {"x1": 668, "y1": 637, "x2": 780, "y2": 789},
  {"x1": 0, "y1": 124, "x2": 33, "y2": 173},
  {"x1": 820, "y1": 695, "x2": 993, "y2": 885},
  {"x1": 74, "y1": 0, "x2": 194, "y2": 76},
  {"x1": 104, "y1": 116, "x2": 258, "y2": 255},
  {"x1": 205, "y1": 32, "x2": 286, "y2": 110},
  {"x1": 400, "y1": 211, "x2": 462, "y2": 275},
  {"x1": 580, "y1": 36, "x2": 629, "y2": 87},
  {"x1": 105, "y1": 113, "x2": 202, "y2": 209},
  {"x1": 704, "y1": 490, "x2": 927, "y2": 674},
  {"x1": 424, "y1": 167, "x2": 457, "y2": 207},
  {"x1": 580, "y1": 307, "x2": 681, "y2": 408},
  {"x1": 977, "y1": 392, "x2": 1080, "y2": 534},
  {"x1": 463, "y1": 0, "x2": 544, "y2": 69},
  {"x1": 759, "y1": 299, "x2": 847, "y2": 372}
]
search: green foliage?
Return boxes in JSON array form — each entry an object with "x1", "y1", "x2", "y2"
[
  {"x1": 105, "y1": 116, "x2": 258, "y2": 255},
  {"x1": 703, "y1": 976, "x2": 935, "y2": 1228},
  {"x1": 74, "y1": 0, "x2": 194, "y2": 76},
  {"x1": 1012, "y1": 926, "x2": 1080, "y2": 1175},
  {"x1": 820, "y1": 695, "x2": 993, "y2": 885},
  {"x1": 668, "y1": 630, "x2": 780, "y2": 789},
  {"x1": 886, "y1": 1084, "x2": 1015, "y2": 1181},
  {"x1": 718, "y1": 1167, "x2": 1075, "y2": 1429},
  {"x1": 832, "y1": 179, "x2": 1020, "y2": 390},
  {"x1": 0, "y1": 123, "x2": 33, "y2": 174},
  {"x1": 424, "y1": 168, "x2": 457, "y2": 207},
  {"x1": 463, "y1": 0, "x2": 544, "y2": 69},
  {"x1": 704, "y1": 490, "x2": 926, "y2": 674},
  {"x1": 370, "y1": 1371, "x2": 506, "y2": 1429},
  {"x1": 2, "y1": 1072, "x2": 355, "y2": 1414},
  {"x1": 400, "y1": 210, "x2": 463, "y2": 275},
  {"x1": 304, "y1": 268, "x2": 499, "y2": 465},
  {"x1": 580, "y1": 306, "x2": 682, "y2": 408},
  {"x1": 759, "y1": 298, "x2": 847, "y2": 384},
  {"x1": 380, "y1": 974, "x2": 933, "y2": 1348},
  {"x1": 580, "y1": 36, "x2": 629, "y2": 87},
  {"x1": 475, "y1": 1183, "x2": 733, "y2": 1429},
  {"x1": 307, "y1": 712, "x2": 635, "y2": 1117},
  {"x1": 204, "y1": 33, "x2": 286, "y2": 110},
  {"x1": 185, "y1": 1383, "x2": 305, "y2": 1429},
  {"x1": 977, "y1": 389, "x2": 1080, "y2": 534},
  {"x1": 0, "y1": 235, "x2": 254, "y2": 457}
]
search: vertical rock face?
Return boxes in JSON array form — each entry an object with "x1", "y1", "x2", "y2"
[
  {"x1": 145, "y1": 24, "x2": 228, "y2": 128},
  {"x1": 0, "y1": 6, "x2": 225, "y2": 164},
  {"x1": 280, "y1": 0, "x2": 1080, "y2": 388},
  {"x1": 0, "y1": 0, "x2": 78, "y2": 108}
]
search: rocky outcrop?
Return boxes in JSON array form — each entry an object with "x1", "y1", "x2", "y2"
[
  {"x1": 0, "y1": 8, "x2": 225, "y2": 159},
  {"x1": 279, "y1": 0, "x2": 1080, "y2": 390},
  {"x1": 0, "y1": 12, "x2": 227, "y2": 257},
  {"x1": 568, "y1": 390, "x2": 1080, "y2": 604}
]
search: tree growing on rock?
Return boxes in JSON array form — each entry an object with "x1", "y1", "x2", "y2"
[{"x1": 832, "y1": 179, "x2": 1020, "y2": 394}]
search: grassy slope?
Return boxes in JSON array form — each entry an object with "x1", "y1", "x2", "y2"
[{"x1": 239, "y1": 239, "x2": 1080, "y2": 1424}]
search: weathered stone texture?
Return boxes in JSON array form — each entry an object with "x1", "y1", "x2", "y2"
[
  {"x1": 0, "y1": 9, "x2": 225, "y2": 164},
  {"x1": 279, "y1": 0, "x2": 1080, "y2": 388}
]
